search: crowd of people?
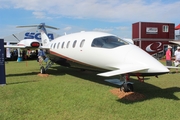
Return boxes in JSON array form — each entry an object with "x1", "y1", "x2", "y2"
[
  {"x1": 8, "y1": 49, "x2": 48, "y2": 65},
  {"x1": 166, "y1": 45, "x2": 180, "y2": 73}
]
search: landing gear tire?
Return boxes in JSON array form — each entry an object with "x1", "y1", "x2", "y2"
[
  {"x1": 120, "y1": 83, "x2": 134, "y2": 92},
  {"x1": 40, "y1": 66, "x2": 46, "y2": 74},
  {"x1": 120, "y1": 85, "x2": 125, "y2": 92}
]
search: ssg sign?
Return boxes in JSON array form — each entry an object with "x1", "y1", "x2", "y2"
[{"x1": 24, "y1": 32, "x2": 54, "y2": 40}]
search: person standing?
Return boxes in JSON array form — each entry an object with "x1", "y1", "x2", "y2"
[
  {"x1": 37, "y1": 49, "x2": 46, "y2": 66},
  {"x1": 166, "y1": 45, "x2": 172, "y2": 66},
  {"x1": 174, "y1": 46, "x2": 180, "y2": 73}
]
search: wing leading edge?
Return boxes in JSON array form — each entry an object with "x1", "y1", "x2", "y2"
[
  {"x1": 97, "y1": 64, "x2": 149, "y2": 77},
  {"x1": 4, "y1": 45, "x2": 26, "y2": 48}
]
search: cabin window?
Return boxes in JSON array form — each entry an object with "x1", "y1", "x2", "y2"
[
  {"x1": 53, "y1": 43, "x2": 56, "y2": 49},
  {"x1": 80, "y1": 39, "x2": 85, "y2": 47},
  {"x1": 66, "y1": 41, "x2": 70, "y2": 48},
  {"x1": 61, "y1": 42, "x2": 65, "y2": 48},
  {"x1": 57, "y1": 42, "x2": 60, "y2": 49},
  {"x1": 51, "y1": 43, "x2": 53, "y2": 48},
  {"x1": 91, "y1": 36, "x2": 129, "y2": 49},
  {"x1": 73, "y1": 40, "x2": 77, "y2": 48},
  {"x1": 163, "y1": 25, "x2": 169, "y2": 32}
]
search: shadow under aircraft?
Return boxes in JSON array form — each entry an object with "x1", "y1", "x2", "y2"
[{"x1": 46, "y1": 66, "x2": 180, "y2": 103}]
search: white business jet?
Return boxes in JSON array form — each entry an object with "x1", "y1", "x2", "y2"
[{"x1": 8, "y1": 23, "x2": 169, "y2": 92}]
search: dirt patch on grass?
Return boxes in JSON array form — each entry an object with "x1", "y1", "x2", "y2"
[
  {"x1": 37, "y1": 73, "x2": 49, "y2": 77},
  {"x1": 110, "y1": 88, "x2": 146, "y2": 101}
]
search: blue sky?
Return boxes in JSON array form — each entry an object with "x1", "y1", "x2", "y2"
[{"x1": 0, "y1": 0, "x2": 180, "y2": 39}]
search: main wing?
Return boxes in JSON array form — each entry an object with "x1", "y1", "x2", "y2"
[
  {"x1": 4, "y1": 39, "x2": 40, "y2": 49},
  {"x1": 97, "y1": 64, "x2": 148, "y2": 77},
  {"x1": 4, "y1": 45, "x2": 26, "y2": 49}
]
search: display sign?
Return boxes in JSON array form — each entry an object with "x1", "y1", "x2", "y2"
[
  {"x1": 146, "y1": 27, "x2": 158, "y2": 34},
  {"x1": 0, "y1": 39, "x2": 6, "y2": 85},
  {"x1": 24, "y1": 32, "x2": 54, "y2": 40}
]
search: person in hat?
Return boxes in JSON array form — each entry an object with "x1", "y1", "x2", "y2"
[
  {"x1": 166, "y1": 45, "x2": 172, "y2": 67},
  {"x1": 174, "y1": 46, "x2": 180, "y2": 73}
]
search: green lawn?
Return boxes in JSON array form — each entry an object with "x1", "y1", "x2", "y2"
[{"x1": 1, "y1": 60, "x2": 180, "y2": 120}]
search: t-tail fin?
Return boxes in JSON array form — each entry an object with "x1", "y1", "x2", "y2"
[
  {"x1": 17, "y1": 23, "x2": 59, "y2": 46},
  {"x1": 40, "y1": 29, "x2": 50, "y2": 46}
]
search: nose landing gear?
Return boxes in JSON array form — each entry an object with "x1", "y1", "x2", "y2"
[
  {"x1": 119, "y1": 74, "x2": 134, "y2": 92},
  {"x1": 120, "y1": 83, "x2": 134, "y2": 92}
]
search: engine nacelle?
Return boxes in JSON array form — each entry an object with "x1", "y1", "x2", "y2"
[{"x1": 31, "y1": 42, "x2": 40, "y2": 48}]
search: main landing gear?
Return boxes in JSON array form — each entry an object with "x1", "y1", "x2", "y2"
[
  {"x1": 40, "y1": 66, "x2": 46, "y2": 74},
  {"x1": 40, "y1": 61, "x2": 54, "y2": 74},
  {"x1": 119, "y1": 74, "x2": 134, "y2": 92}
]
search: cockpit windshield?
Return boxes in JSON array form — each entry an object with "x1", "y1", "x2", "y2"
[{"x1": 91, "y1": 36, "x2": 129, "y2": 48}]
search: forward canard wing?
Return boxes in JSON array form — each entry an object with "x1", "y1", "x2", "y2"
[{"x1": 97, "y1": 64, "x2": 149, "y2": 77}]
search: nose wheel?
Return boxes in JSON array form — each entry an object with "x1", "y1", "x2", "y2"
[
  {"x1": 120, "y1": 83, "x2": 134, "y2": 92},
  {"x1": 119, "y1": 74, "x2": 134, "y2": 92}
]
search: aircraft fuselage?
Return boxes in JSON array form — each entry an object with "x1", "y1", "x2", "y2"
[{"x1": 44, "y1": 31, "x2": 169, "y2": 77}]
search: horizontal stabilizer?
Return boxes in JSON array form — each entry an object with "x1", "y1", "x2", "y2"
[
  {"x1": 16, "y1": 25, "x2": 38, "y2": 28},
  {"x1": 97, "y1": 65, "x2": 148, "y2": 77},
  {"x1": 17, "y1": 24, "x2": 59, "y2": 30},
  {"x1": 45, "y1": 25, "x2": 59, "y2": 30}
]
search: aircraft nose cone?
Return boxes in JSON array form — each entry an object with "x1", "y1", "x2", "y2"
[{"x1": 125, "y1": 45, "x2": 169, "y2": 74}]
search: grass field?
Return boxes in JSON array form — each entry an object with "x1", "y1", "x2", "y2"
[{"x1": 1, "y1": 60, "x2": 180, "y2": 120}]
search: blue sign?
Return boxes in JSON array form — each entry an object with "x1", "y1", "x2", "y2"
[
  {"x1": 24, "y1": 32, "x2": 54, "y2": 40},
  {"x1": 0, "y1": 39, "x2": 6, "y2": 85}
]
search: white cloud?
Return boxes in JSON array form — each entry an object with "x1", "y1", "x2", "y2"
[
  {"x1": 115, "y1": 26, "x2": 129, "y2": 30},
  {"x1": 0, "y1": 0, "x2": 10, "y2": 8},
  {"x1": 32, "y1": 11, "x2": 45, "y2": 18},
  {"x1": 1, "y1": 0, "x2": 180, "y2": 22},
  {"x1": 32, "y1": 11, "x2": 52, "y2": 19},
  {"x1": 93, "y1": 28, "x2": 113, "y2": 32},
  {"x1": 1, "y1": 0, "x2": 180, "y2": 38},
  {"x1": 63, "y1": 26, "x2": 72, "y2": 31}
]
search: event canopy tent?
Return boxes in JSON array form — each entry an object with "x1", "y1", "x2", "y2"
[{"x1": 175, "y1": 24, "x2": 180, "y2": 30}]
